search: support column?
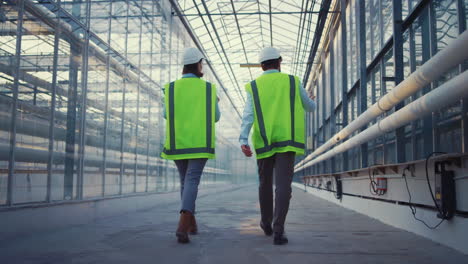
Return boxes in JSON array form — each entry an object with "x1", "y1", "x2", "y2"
[
  {"x1": 7, "y1": 0, "x2": 25, "y2": 206},
  {"x1": 102, "y1": 0, "x2": 113, "y2": 197},
  {"x1": 420, "y1": 6, "x2": 433, "y2": 158},
  {"x1": 119, "y1": 0, "x2": 130, "y2": 195},
  {"x1": 46, "y1": 0, "x2": 62, "y2": 202},
  {"x1": 145, "y1": 1, "x2": 156, "y2": 193},
  {"x1": 329, "y1": 28, "x2": 336, "y2": 173},
  {"x1": 393, "y1": 0, "x2": 406, "y2": 163},
  {"x1": 458, "y1": 0, "x2": 468, "y2": 153},
  {"x1": 64, "y1": 2, "x2": 82, "y2": 200},
  {"x1": 76, "y1": 0, "x2": 92, "y2": 200},
  {"x1": 133, "y1": 0, "x2": 144, "y2": 193},
  {"x1": 340, "y1": 0, "x2": 349, "y2": 172},
  {"x1": 357, "y1": 0, "x2": 368, "y2": 168}
]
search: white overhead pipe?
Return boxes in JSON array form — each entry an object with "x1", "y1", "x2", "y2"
[
  {"x1": 296, "y1": 69, "x2": 468, "y2": 170},
  {"x1": 295, "y1": 30, "x2": 468, "y2": 169}
]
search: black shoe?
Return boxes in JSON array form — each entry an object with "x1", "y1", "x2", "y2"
[
  {"x1": 273, "y1": 232, "x2": 288, "y2": 245},
  {"x1": 260, "y1": 222, "x2": 273, "y2": 236}
]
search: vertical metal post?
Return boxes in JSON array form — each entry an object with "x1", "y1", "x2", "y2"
[
  {"x1": 158, "y1": 4, "x2": 167, "y2": 192},
  {"x1": 357, "y1": 0, "x2": 368, "y2": 169},
  {"x1": 164, "y1": 8, "x2": 174, "y2": 190},
  {"x1": 64, "y1": 0, "x2": 82, "y2": 200},
  {"x1": 369, "y1": 2, "x2": 375, "y2": 67},
  {"x1": 316, "y1": 79, "x2": 320, "y2": 174},
  {"x1": 46, "y1": 0, "x2": 62, "y2": 203},
  {"x1": 319, "y1": 71, "x2": 327, "y2": 173},
  {"x1": 340, "y1": 0, "x2": 348, "y2": 172},
  {"x1": 408, "y1": 23, "x2": 416, "y2": 161},
  {"x1": 427, "y1": 1, "x2": 441, "y2": 153},
  {"x1": 393, "y1": 0, "x2": 406, "y2": 163},
  {"x1": 119, "y1": 0, "x2": 130, "y2": 195},
  {"x1": 145, "y1": 0, "x2": 156, "y2": 193},
  {"x1": 7, "y1": 0, "x2": 25, "y2": 206},
  {"x1": 133, "y1": 0, "x2": 144, "y2": 193},
  {"x1": 329, "y1": 29, "x2": 336, "y2": 173},
  {"x1": 420, "y1": 6, "x2": 433, "y2": 158},
  {"x1": 172, "y1": 26, "x2": 180, "y2": 190},
  {"x1": 168, "y1": 11, "x2": 173, "y2": 82},
  {"x1": 76, "y1": 0, "x2": 92, "y2": 200},
  {"x1": 32, "y1": 85, "x2": 37, "y2": 105},
  {"x1": 370, "y1": 69, "x2": 376, "y2": 164},
  {"x1": 378, "y1": 0, "x2": 384, "y2": 48},
  {"x1": 458, "y1": 0, "x2": 468, "y2": 153},
  {"x1": 380, "y1": 55, "x2": 387, "y2": 163},
  {"x1": 102, "y1": 0, "x2": 113, "y2": 197}
]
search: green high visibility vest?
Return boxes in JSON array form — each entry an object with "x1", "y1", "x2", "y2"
[
  {"x1": 245, "y1": 72, "x2": 305, "y2": 159},
  {"x1": 161, "y1": 78, "x2": 216, "y2": 160}
]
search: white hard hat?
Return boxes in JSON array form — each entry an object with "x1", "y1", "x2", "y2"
[
  {"x1": 259, "y1": 47, "x2": 281, "y2": 64},
  {"x1": 182, "y1": 47, "x2": 205, "y2": 65}
]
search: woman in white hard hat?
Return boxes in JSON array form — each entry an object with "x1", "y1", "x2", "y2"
[{"x1": 161, "y1": 47, "x2": 220, "y2": 243}]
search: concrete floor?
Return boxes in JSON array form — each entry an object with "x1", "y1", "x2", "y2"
[{"x1": 1, "y1": 184, "x2": 467, "y2": 264}]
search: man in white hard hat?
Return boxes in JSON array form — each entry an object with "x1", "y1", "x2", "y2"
[
  {"x1": 239, "y1": 47, "x2": 316, "y2": 245},
  {"x1": 162, "y1": 47, "x2": 220, "y2": 243}
]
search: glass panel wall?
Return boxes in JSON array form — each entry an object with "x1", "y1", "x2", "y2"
[{"x1": 0, "y1": 0, "x2": 249, "y2": 207}]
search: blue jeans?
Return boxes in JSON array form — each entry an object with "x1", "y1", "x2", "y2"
[{"x1": 174, "y1": 158, "x2": 208, "y2": 214}]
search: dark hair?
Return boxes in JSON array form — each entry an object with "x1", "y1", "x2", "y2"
[
  {"x1": 261, "y1": 57, "x2": 281, "y2": 70},
  {"x1": 183, "y1": 59, "x2": 202, "y2": 75}
]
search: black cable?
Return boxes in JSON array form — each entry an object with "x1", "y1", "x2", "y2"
[
  {"x1": 368, "y1": 166, "x2": 377, "y2": 194},
  {"x1": 368, "y1": 164, "x2": 384, "y2": 196},
  {"x1": 402, "y1": 165, "x2": 445, "y2": 229}
]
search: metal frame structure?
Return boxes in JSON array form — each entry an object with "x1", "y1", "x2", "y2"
[
  {"x1": 0, "y1": 0, "x2": 246, "y2": 207},
  {"x1": 3, "y1": 0, "x2": 465, "y2": 208},
  {"x1": 177, "y1": 0, "x2": 333, "y2": 114},
  {"x1": 296, "y1": 0, "x2": 468, "y2": 176}
]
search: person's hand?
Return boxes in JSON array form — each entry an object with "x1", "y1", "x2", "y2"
[
  {"x1": 310, "y1": 95, "x2": 316, "y2": 100},
  {"x1": 241, "y1": 145, "x2": 253, "y2": 157}
]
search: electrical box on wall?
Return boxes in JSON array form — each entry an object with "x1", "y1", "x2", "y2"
[
  {"x1": 376, "y1": 177, "x2": 387, "y2": 193},
  {"x1": 435, "y1": 163, "x2": 456, "y2": 220},
  {"x1": 326, "y1": 181, "x2": 332, "y2": 191},
  {"x1": 335, "y1": 176, "x2": 342, "y2": 200}
]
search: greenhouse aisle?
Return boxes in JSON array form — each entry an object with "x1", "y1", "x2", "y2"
[{"x1": 0, "y1": 184, "x2": 466, "y2": 264}]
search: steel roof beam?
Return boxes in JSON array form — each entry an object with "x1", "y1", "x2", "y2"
[
  {"x1": 198, "y1": 0, "x2": 246, "y2": 102},
  {"x1": 269, "y1": 0, "x2": 273, "y2": 46},
  {"x1": 168, "y1": 0, "x2": 242, "y2": 119},
  {"x1": 174, "y1": 11, "x2": 327, "y2": 16},
  {"x1": 303, "y1": 0, "x2": 332, "y2": 85},
  {"x1": 292, "y1": 0, "x2": 310, "y2": 75},
  {"x1": 256, "y1": 0, "x2": 266, "y2": 47},
  {"x1": 296, "y1": 0, "x2": 319, "y2": 74},
  {"x1": 230, "y1": 0, "x2": 253, "y2": 80}
]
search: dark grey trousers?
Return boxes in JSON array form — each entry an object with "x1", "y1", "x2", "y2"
[{"x1": 257, "y1": 151, "x2": 295, "y2": 234}]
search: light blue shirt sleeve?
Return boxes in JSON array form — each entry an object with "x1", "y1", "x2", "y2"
[
  {"x1": 299, "y1": 81, "x2": 316, "y2": 112},
  {"x1": 239, "y1": 93, "x2": 254, "y2": 146},
  {"x1": 238, "y1": 76, "x2": 316, "y2": 146}
]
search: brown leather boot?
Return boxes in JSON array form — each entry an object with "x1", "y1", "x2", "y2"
[
  {"x1": 176, "y1": 211, "x2": 192, "y2": 243},
  {"x1": 189, "y1": 214, "x2": 198, "y2": 235}
]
